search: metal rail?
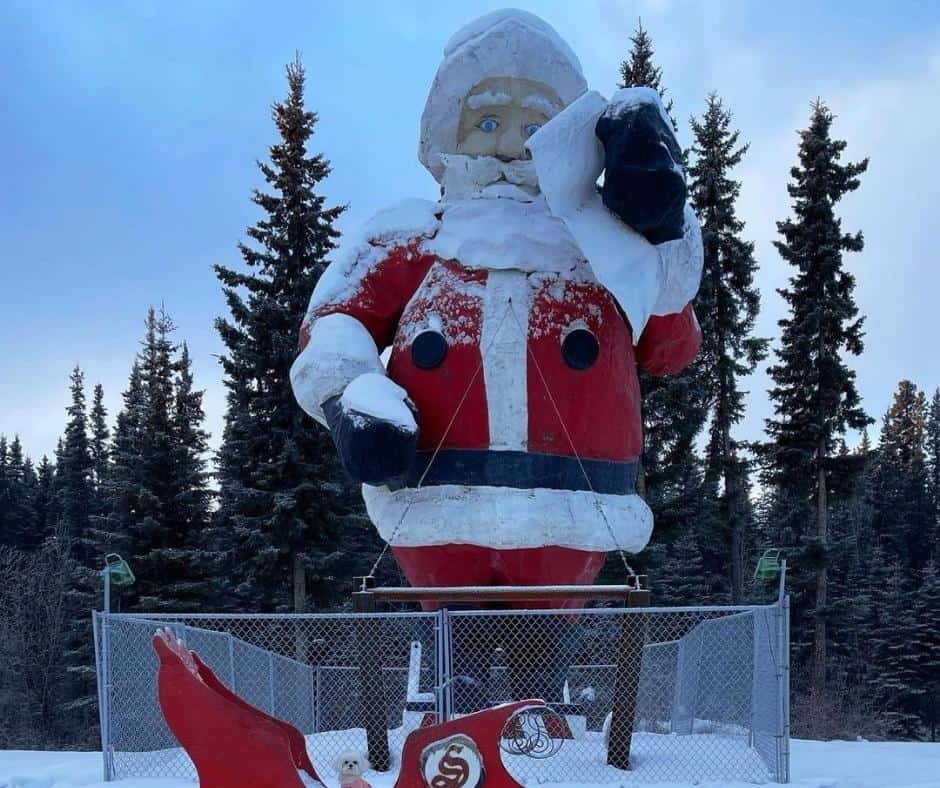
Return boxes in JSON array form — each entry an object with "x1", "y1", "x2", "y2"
[{"x1": 365, "y1": 584, "x2": 647, "y2": 603}]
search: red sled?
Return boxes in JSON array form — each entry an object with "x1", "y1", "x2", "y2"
[
  {"x1": 152, "y1": 628, "x2": 323, "y2": 788},
  {"x1": 395, "y1": 699, "x2": 550, "y2": 788}
]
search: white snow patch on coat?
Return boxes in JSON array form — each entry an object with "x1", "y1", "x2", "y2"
[
  {"x1": 395, "y1": 264, "x2": 484, "y2": 348},
  {"x1": 605, "y1": 86, "x2": 676, "y2": 141},
  {"x1": 309, "y1": 198, "x2": 441, "y2": 312},
  {"x1": 341, "y1": 373, "x2": 416, "y2": 431},
  {"x1": 290, "y1": 314, "x2": 384, "y2": 426}
]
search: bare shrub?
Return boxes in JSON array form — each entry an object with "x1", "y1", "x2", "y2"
[
  {"x1": 0, "y1": 534, "x2": 75, "y2": 748},
  {"x1": 790, "y1": 667, "x2": 888, "y2": 741}
]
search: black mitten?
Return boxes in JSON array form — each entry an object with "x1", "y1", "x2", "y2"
[
  {"x1": 322, "y1": 394, "x2": 418, "y2": 485},
  {"x1": 595, "y1": 94, "x2": 686, "y2": 244}
]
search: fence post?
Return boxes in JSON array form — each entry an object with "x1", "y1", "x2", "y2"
[
  {"x1": 781, "y1": 584, "x2": 791, "y2": 781},
  {"x1": 92, "y1": 612, "x2": 110, "y2": 782},
  {"x1": 102, "y1": 611, "x2": 113, "y2": 781},
  {"x1": 353, "y1": 588, "x2": 390, "y2": 770},
  {"x1": 607, "y1": 588, "x2": 650, "y2": 770},
  {"x1": 750, "y1": 610, "x2": 760, "y2": 748},
  {"x1": 227, "y1": 634, "x2": 236, "y2": 689},
  {"x1": 440, "y1": 608, "x2": 454, "y2": 722},
  {"x1": 268, "y1": 651, "x2": 276, "y2": 714},
  {"x1": 314, "y1": 665, "x2": 321, "y2": 733}
]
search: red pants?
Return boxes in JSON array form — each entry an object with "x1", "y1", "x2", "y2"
[{"x1": 392, "y1": 544, "x2": 605, "y2": 610}]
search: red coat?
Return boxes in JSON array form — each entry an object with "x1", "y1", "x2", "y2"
[
  {"x1": 293, "y1": 197, "x2": 700, "y2": 556},
  {"x1": 300, "y1": 240, "x2": 700, "y2": 464}
]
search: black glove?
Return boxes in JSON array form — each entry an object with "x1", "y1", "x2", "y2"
[
  {"x1": 322, "y1": 394, "x2": 418, "y2": 485},
  {"x1": 595, "y1": 97, "x2": 686, "y2": 244}
]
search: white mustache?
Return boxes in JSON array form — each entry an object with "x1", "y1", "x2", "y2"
[{"x1": 439, "y1": 154, "x2": 539, "y2": 199}]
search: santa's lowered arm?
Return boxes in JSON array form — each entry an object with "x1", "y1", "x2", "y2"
[
  {"x1": 527, "y1": 87, "x2": 703, "y2": 357},
  {"x1": 291, "y1": 213, "x2": 440, "y2": 484}
]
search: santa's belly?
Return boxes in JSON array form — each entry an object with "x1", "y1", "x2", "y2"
[{"x1": 387, "y1": 260, "x2": 643, "y2": 462}]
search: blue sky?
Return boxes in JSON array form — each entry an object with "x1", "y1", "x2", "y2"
[{"x1": 2, "y1": 0, "x2": 939, "y2": 462}]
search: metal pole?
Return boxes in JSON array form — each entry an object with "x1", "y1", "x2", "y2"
[
  {"x1": 352, "y1": 589, "x2": 390, "y2": 770},
  {"x1": 783, "y1": 578, "x2": 791, "y2": 782},
  {"x1": 607, "y1": 588, "x2": 651, "y2": 770},
  {"x1": 227, "y1": 634, "x2": 236, "y2": 688},
  {"x1": 268, "y1": 651, "x2": 275, "y2": 714},
  {"x1": 433, "y1": 611, "x2": 444, "y2": 725},
  {"x1": 441, "y1": 608, "x2": 454, "y2": 722},
  {"x1": 749, "y1": 608, "x2": 759, "y2": 748},
  {"x1": 100, "y1": 569, "x2": 112, "y2": 781},
  {"x1": 92, "y1": 612, "x2": 107, "y2": 782},
  {"x1": 315, "y1": 666, "x2": 321, "y2": 734},
  {"x1": 777, "y1": 561, "x2": 791, "y2": 782}
]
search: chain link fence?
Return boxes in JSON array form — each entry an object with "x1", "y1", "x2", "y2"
[{"x1": 94, "y1": 596, "x2": 788, "y2": 784}]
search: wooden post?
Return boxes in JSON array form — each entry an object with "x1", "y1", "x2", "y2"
[
  {"x1": 607, "y1": 587, "x2": 651, "y2": 770},
  {"x1": 353, "y1": 584, "x2": 390, "y2": 771}
]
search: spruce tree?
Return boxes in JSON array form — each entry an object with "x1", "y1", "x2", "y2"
[
  {"x1": 618, "y1": 20, "x2": 675, "y2": 127},
  {"x1": 215, "y1": 56, "x2": 369, "y2": 612},
  {"x1": 95, "y1": 361, "x2": 146, "y2": 562},
  {"x1": 57, "y1": 367, "x2": 94, "y2": 551},
  {"x1": 0, "y1": 436, "x2": 39, "y2": 549},
  {"x1": 826, "y1": 433, "x2": 876, "y2": 700},
  {"x1": 128, "y1": 307, "x2": 179, "y2": 608},
  {"x1": 869, "y1": 570, "x2": 923, "y2": 738},
  {"x1": 653, "y1": 527, "x2": 713, "y2": 606},
  {"x1": 19, "y1": 455, "x2": 40, "y2": 545},
  {"x1": 88, "y1": 383, "x2": 110, "y2": 491},
  {"x1": 688, "y1": 93, "x2": 768, "y2": 601},
  {"x1": 765, "y1": 101, "x2": 869, "y2": 700},
  {"x1": 34, "y1": 455, "x2": 56, "y2": 541},
  {"x1": 55, "y1": 367, "x2": 100, "y2": 740},
  {"x1": 870, "y1": 381, "x2": 933, "y2": 571},
  {"x1": 0, "y1": 436, "x2": 8, "y2": 545},
  {"x1": 158, "y1": 342, "x2": 215, "y2": 609},
  {"x1": 96, "y1": 310, "x2": 214, "y2": 612},
  {"x1": 927, "y1": 388, "x2": 940, "y2": 553},
  {"x1": 914, "y1": 560, "x2": 940, "y2": 739},
  {"x1": 611, "y1": 20, "x2": 711, "y2": 595}
]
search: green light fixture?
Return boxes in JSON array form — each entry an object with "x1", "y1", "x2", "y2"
[
  {"x1": 754, "y1": 549, "x2": 782, "y2": 582},
  {"x1": 104, "y1": 553, "x2": 135, "y2": 588}
]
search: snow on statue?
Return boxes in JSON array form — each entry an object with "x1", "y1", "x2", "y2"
[{"x1": 291, "y1": 9, "x2": 702, "y2": 605}]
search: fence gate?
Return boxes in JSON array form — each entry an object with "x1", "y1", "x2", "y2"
[{"x1": 94, "y1": 595, "x2": 789, "y2": 783}]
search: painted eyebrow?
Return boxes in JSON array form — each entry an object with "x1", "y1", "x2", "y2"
[
  {"x1": 521, "y1": 94, "x2": 562, "y2": 116},
  {"x1": 466, "y1": 90, "x2": 512, "y2": 109}
]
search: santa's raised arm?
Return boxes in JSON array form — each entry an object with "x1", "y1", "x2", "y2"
[{"x1": 290, "y1": 9, "x2": 702, "y2": 611}]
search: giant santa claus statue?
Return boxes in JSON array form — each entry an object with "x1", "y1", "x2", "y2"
[{"x1": 291, "y1": 9, "x2": 702, "y2": 608}]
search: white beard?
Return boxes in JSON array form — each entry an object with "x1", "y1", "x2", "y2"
[{"x1": 439, "y1": 154, "x2": 539, "y2": 202}]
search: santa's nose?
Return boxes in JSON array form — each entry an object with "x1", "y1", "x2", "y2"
[{"x1": 497, "y1": 126, "x2": 526, "y2": 160}]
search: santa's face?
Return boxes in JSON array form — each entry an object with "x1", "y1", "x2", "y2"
[{"x1": 456, "y1": 77, "x2": 561, "y2": 162}]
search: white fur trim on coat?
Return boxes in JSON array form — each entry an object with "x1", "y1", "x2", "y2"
[
  {"x1": 362, "y1": 484, "x2": 653, "y2": 553},
  {"x1": 652, "y1": 204, "x2": 704, "y2": 317},
  {"x1": 290, "y1": 313, "x2": 384, "y2": 426},
  {"x1": 527, "y1": 90, "x2": 703, "y2": 336}
]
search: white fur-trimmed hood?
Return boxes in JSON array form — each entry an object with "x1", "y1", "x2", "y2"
[{"x1": 419, "y1": 9, "x2": 587, "y2": 183}]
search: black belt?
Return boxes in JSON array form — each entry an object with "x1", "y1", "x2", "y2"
[{"x1": 388, "y1": 449, "x2": 638, "y2": 495}]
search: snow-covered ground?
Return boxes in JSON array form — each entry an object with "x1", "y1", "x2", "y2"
[{"x1": 2, "y1": 739, "x2": 939, "y2": 788}]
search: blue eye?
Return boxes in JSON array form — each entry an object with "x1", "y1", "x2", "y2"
[
  {"x1": 525, "y1": 123, "x2": 541, "y2": 137},
  {"x1": 478, "y1": 117, "x2": 499, "y2": 133}
]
